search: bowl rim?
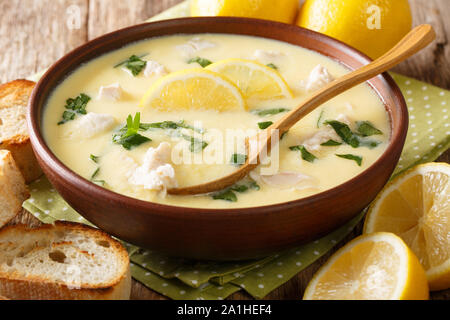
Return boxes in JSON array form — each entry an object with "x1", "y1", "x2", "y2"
[{"x1": 28, "y1": 17, "x2": 409, "y2": 218}]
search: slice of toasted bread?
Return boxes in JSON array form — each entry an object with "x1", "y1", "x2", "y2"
[
  {"x1": 0, "y1": 80, "x2": 42, "y2": 183},
  {"x1": 0, "y1": 222, "x2": 131, "y2": 300},
  {"x1": 0, "y1": 150, "x2": 29, "y2": 228}
]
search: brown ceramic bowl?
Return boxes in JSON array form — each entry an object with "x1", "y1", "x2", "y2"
[{"x1": 28, "y1": 17, "x2": 408, "y2": 261}]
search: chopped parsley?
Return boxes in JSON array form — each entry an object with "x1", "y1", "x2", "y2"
[
  {"x1": 258, "y1": 121, "x2": 273, "y2": 129},
  {"x1": 321, "y1": 139, "x2": 342, "y2": 147},
  {"x1": 91, "y1": 167, "x2": 100, "y2": 180},
  {"x1": 58, "y1": 93, "x2": 91, "y2": 125},
  {"x1": 325, "y1": 120, "x2": 382, "y2": 149},
  {"x1": 212, "y1": 189, "x2": 237, "y2": 202},
  {"x1": 112, "y1": 113, "x2": 151, "y2": 150},
  {"x1": 114, "y1": 54, "x2": 147, "y2": 76},
  {"x1": 317, "y1": 109, "x2": 325, "y2": 128},
  {"x1": 92, "y1": 180, "x2": 106, "y2": 187},
  {"x1": 187, "y1": 57, "x2": 213, "y2": 68},
  {"x1": 266, "y1": 63, "x2": 278, "y2": 70},
  {"x1": 290, "y1": 145, "x2": 317, "y2": 163},
  {"x1": 141, "y1": 120, "x2": 204, "y2": 134},
  {"x1": 212, "y1": 180, "x2": 260, "y2": 202},
  {"x1": 336, "y1": 154, "x2": 363, "y2": 166},
  {"x1": 90, "y1": 154, "x2": 100, "y2": 163},
  {"x1": 356, "y1": 121, "x2": 383, "y2": 137},
  {"x1": 251, "y1": 108, "x2": 290, "y2": 117},
  {"x1": 182, "y1": 135, "x2": 208, "y2": 153},
  {"x1": 325, "y1": 120, "x2": 360, "y2": 148},
  {"x1": 139, "y1": 119, "x2": 207, "y2": 153},
  {"x1": 230, "y1": 153, "x2": 248, "y2": 166}
]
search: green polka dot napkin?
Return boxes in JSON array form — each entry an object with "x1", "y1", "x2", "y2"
[{"x1": 23, "y1": 2, "x2": 449, "y2": 300}]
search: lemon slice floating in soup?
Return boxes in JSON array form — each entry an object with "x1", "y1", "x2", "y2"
[
  {"x1": 139, "y1": 69, "x2": 247, "y2": 111},
  {"x1": 206, "y1": 58, "x2": 294, "y2": 100}
]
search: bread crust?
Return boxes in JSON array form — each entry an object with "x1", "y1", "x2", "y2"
[
  {"x1": 0, "y1": 222, "x2": 131, "y2": 300},
  {"x1": 0, "y1": 79, "x2": 42, "y2": 183},
  {"x1": 0, "y1": 150, "x2": 29, "y2": 228}
]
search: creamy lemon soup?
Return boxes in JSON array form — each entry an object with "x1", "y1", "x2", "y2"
[{"x1": 43, "y1": 34, "x2": 390, "y2": 208}]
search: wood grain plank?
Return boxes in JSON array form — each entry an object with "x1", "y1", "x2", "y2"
[
  {"x1": 0, "y1": 0, "x2": 88, "y2": 83},
  {"x1": 393, "y1": 0, "x2": 450, "y2": 89},
  {"x1": 87, "y1": 0, "x2": 183, "y2": 39}
]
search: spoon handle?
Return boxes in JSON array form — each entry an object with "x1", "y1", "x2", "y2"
[{"x1": 273, "y1": 24, "x2": 436, "y2": 135}]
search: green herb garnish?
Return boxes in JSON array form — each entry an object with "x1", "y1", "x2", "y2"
[
  {"x1": 182, "y1": 135, "x2": 208, "y2": 153},
  {"x1": 325, "y1": 120, "x2": 360, "y2": 148},
  {"x1": 356, "y1": 121, "x2": 383, "y2": 137},
  {"x1": 92, "y1": 180, "x2": 106, "y2": 187},
  {"x1": 58, "y1": 111, "x2": 76, "y2": 125},
  {"x1": 212, "y1": 180, "x2": 259, "y2": 202},
  {"x1": 321, "y1": 139, "x2": 342, "y2": 146},
  {"x1": 266, "y1": 63, "x2": 278, "y2": 70},
  {"x1": 112, "y1": 113, "x2": 151, "y2": 150},
  {"x1": 212, "y1": 189, "x2": 237, "y2": 202},
  {"x1": 230, "y1": 153, "x2": 248, "y2": 166},
  {"x1": 58, "y1": 93, "x2": 91, "y2": 125},
  {"x1": 280, "y1": 131, "x2": 289, "y2": 140},
  {"x1": 336, "y1": 154, "x2": 363, "y2": 166},
  {"x1": 360, "y1": 140, "x2": 381, "y2": 149},
  {"x1": 91, "y1": 167, "x2": 100, "y2": 180},
  {"x1": 317, "y1": 109, "x2": 325, "y2": 128},
  {"x1": 187, "y1": 57, "x2": 213, "y2": 68},
  {"x1": 258, "y1": 121, "x2": 273, "y2": 130},
  {"x1": 231, "y1": 185, "x2": 249, "y2": 193},
  {"x1": 251, "y1": 108, "x2": 290, "y2": 117},
  {"x1": 90, "y1": 154, "x2": 100, "y2": 163},
  {"x1": 114, "y1": 54, "x2": 147, "y2": 76},
  {"x1": 290, "y1": 145, "x2": 317, "y2": 163},
  {"x1": 141, "y1": 120, "x2": 204, "y2": 134}
]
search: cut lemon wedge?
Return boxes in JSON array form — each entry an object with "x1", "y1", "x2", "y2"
[
  {"x1": 303, "y1": 232, "x2": 429, "y2": 300},
  {"x1": 206, "y1": 58, "x2": 293, "y2": 100},
  {"x1": 139, "y1": 69, "x2": 247, "y2": 111},
  {"x1": 364, "y1": 163, "x2": 450, "y2": 291}
]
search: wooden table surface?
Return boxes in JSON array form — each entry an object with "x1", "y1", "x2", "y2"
[{"x1": 1, "y1": 0, "x2": 449, "y2": 300}]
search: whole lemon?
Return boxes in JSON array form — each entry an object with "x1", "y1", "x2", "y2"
[
  {"x1": 191, "y1": 0, "x2": 299, "y2": 24},
  {"x1": 297, "y1": 0, "x2": 412, "y2": 59}
]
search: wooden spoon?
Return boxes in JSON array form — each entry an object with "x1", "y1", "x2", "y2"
[{"x1": 168, "y1": 24, "x2": 436, "y2": 196}]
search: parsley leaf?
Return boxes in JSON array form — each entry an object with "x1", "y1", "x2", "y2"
[
  {"x1": 356, "y1": 121, "x2": 383, "y2": 137},
  {"x1": 266, "y1": 63, "x2": 278, "y2": 70},
  {"x1": 321, "y1": 139, "x2": 342, "y2": 146},
  {"x1": 360, "y1": 140, "x2": 381, "y2": 149},
  {"x1": 112, "y1": 113, "x2": 151, "y2": 150},
  {"x1": 212, "y1": 180, "x2": 260, "y2": 202},
  {"x1": 91, "y1": 167, "x2": 100, "y2": 180},
  {"x1": 336, "y1": 154, "x2": 363, "y2": 166},
  {"x1": 230, "y1": 153, "x2": 248, "y2": 166},
  {"x1": 58, "y1": 93, "x2": 91, "y2": 125},
  {"x1": 141, "y1": 120, "x2": 204, "y2": 134},
  {"x1": 90, "y1": 154, "x2": 100, "y2": 163},
  {"x1": 290, "y1": 145, "x2": 317, "y2": 163},
  {"x1": 212, "y1": 189, "x2": 237, "y2": 202},
  {"x1": 251, "y1": 108, "x2": 290, "y2": 117},
  {"x1": 187, "y1": 57, "x2": 212, "y2": 68},
  {"x1": 325, "y1": 120, "x2": 360, "y2": 148},
  {"x1": 317, "y1": 109, "x2": 325, "y2": 128},
  {"x1": 114, "y1": 54, "x2": 147, "y2": 76},
  {"x1": 182, "y1": 135, "x2": 208, "y2": 153},
  {"x1": 258, "y1": 121, "x2": 273, "y2": 129}
]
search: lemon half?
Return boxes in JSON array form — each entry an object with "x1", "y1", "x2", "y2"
[{"x1": 364, "y1": 163, "x2": 450, "y2": 291}]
